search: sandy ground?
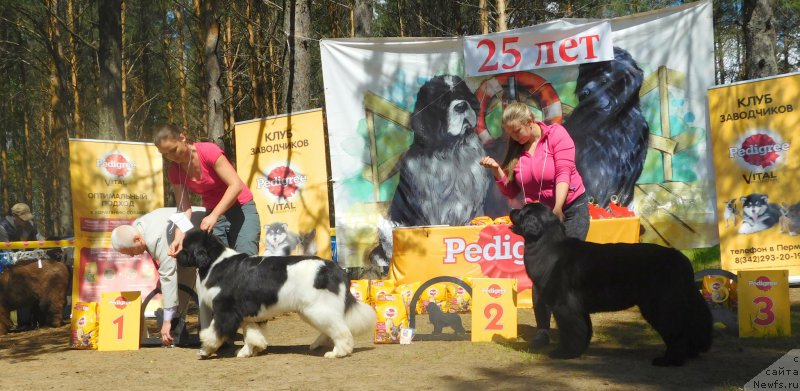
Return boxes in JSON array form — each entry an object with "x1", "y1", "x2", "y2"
[{"x1": 1, "y1": 290, "x2": 798, "y2": 391}]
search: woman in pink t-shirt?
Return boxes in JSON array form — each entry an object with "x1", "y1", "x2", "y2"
[
  {"x1": 479, "y1": 101, "x2": 590, "y2": 351},
  {"x1": 154, "y1": 124, "x2": 261, "y2": 257}
]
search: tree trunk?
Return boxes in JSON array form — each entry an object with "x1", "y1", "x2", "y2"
[
  {"x1": 743, "y1": 0, "x2": 779, "y2": 79},
  {"x1": 479, "y1": 0, "x2": 488, "y2": 34},
  {"x1": 262, "y1": 28, "x2": 280, "y2": 115},
  {"x1": 202, "y1": 0, "x2": 224, "y2": 143},
  {"x1": 223, "y1": 13, "x2": 236, "y2": 132},
  {"x1": 496, "y1": 0, "x2": 507, "y2": 31},
  {"x1": 246, "y1": 0, "x2": 262, "y2": 116},
  {"x1": 98, "y1": 0, "x2": 124, "y2": 139},
  {"x1": 397, "y1": 0, "x2": 404, "y2": 37},
  {"x1": 283, "y1": 0, "x2": 314, "y2": 114},
  {"x1": 66, "y1": 0, "x2": 83, "y2": 137},
  {"x1": 194, "y1": 0, "x2": 208, "y2": 129},
  {"x1": 175, "y1": 7, "x2": 189, "y2": 129},
  {"x1": 47, "y1": 0, "x2": 73, "y2": 238},
  {"x1": 0, "y1": 123, "x2": 8, "y2": 213},
  {"x1": 121, "y1": 0, "x2": 128, "y2": 139},
  {"x1": 161, "y1": 0, "x2": 175, "y2": 124},
  {"x1": 353, "y1": 0, "x2": 373, "y2": 37}
]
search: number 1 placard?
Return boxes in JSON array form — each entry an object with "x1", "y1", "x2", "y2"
[
  {"x1": 471, "y1": 278, "x2": 517, "y2": 342},
  {"x1": 738, "y1": 270, "x2": 790, "y2": 338},
  {"x1": 98, "y1": 291, "x2": 142, "y2": 351}
]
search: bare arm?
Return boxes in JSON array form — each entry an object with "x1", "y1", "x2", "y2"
[
  {"x1": 199, "y1": 155, "x2": 243, "y2": 232},
  {"x1": 167, "y1": 182, "x2": 192, "y2": 256},
  {"x1": 552, "y1": 181, "x2": 569, "y2": 222}
]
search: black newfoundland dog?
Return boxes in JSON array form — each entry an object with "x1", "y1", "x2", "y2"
[
  {"x1": 177, "y1": 230, "x2": 375, "y2": 359},
  {"x1": 564, "y1": 46, "x2": 650, "y2": 208},
  {"x1": 389, "y1": 74, "x2": 491, "y2": 226},
  {"x1": 510, "y1": 203, "x2": 712, "y2": 366}
]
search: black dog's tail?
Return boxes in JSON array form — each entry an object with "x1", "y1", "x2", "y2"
[{"x1": 689, "y1": 288, "x2": 713, "y2": 353}]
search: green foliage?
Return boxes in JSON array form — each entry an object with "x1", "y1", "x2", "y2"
[{"x1": 682, "y1": 245, "x2": 722, "y2": 273}]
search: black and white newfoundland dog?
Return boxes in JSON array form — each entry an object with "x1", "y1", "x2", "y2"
[
  {"x1": 177, "y1": 230, "x2": 376, "y2": 359},
  {"x1": 389, "y1": 74, "x2": 491, "y2": 226},
  {"x1": 564, "y1": 46, "x2": 650, "y2": 208},
  {"x1": 510, "y1": 203, "x2": 712, "y2": 366}
]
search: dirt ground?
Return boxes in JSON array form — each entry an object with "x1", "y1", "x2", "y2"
[{"x1": 1, "y1": 290, "x2": 799, "y2": 391}]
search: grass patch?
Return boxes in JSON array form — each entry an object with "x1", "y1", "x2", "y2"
[{"x1": 682, "y1": 245, "x2": 721, "y2": 272}]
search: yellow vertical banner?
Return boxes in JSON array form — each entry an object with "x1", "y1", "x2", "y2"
[
  {"x1": 737, "y1": 270, "x2": 790, "y2": 338},
  {"x1": 471, "y1": 278, "x2": 517, "y2": 342},
  {"x1": 68, "y1": 139, "x2": 164, "y2": 306},
  {"x1": 234, "y1": 109, "x2": 332, "y2": 258},
  {"x1": 708, "y1": 73, "x2": 800, "y2": 282},
  {"x1": 98, "y1": 291, "x2": 142, "y2": 351}
]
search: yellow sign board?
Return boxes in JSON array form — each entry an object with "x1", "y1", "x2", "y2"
[
  {"x1": 471, "y1": 278, "x2": 517, "y2": 342},
  {"x1": 68, "y1": 139, "x2": 163, "y2": 306},
  {"x1": 707, "y1": 73, "x2": 800, "y2": 280},
  {"x1": 98, "y1": 291, "x2": 142, "y2": 351},
  {"x1": 234, "y1": 109, "x2": 332, "y2": 258},
  {"x1": 390, "y1": 219, "x2": 639, "y2": 309},
  {"x1": 737, "y1": 270, "x2": 790, "y2": 338}
]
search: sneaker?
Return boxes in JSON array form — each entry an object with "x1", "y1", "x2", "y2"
[{"x1": 532, "y1": 330, "x2": 550, "y2": 350}]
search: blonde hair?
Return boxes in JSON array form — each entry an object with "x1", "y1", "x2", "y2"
[{"x1": 500, "y1": 102, "x2": 537, "y2": 184}]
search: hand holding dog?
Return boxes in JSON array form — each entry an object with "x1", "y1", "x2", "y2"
[{"x1": 199, "y1": 214, "x2": 219, "y2": 233}]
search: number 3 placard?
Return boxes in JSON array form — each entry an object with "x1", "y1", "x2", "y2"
[
  {"x1": 98, "y1": 291, "x2": 142, "y2": 351},
  {"x1": 471, "y1": 278, "x2": 517, "y2": 342},
  {"x1": 737, "y1": 270, "x2": 790, "y2": 338}
]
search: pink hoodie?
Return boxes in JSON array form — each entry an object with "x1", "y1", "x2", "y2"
[{"x1": 495, "y1": 121, "x2": 586, "y2": 209}]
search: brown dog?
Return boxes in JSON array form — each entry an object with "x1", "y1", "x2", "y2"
[{"x1": 0, "y1": 259, "x2": 69, "y2": 335}]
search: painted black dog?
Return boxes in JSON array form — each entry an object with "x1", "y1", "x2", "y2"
[
  {"x1": 510, "y1": 203, "x2": 712, "y2": 366},
  {"x1": 564, "y1": 46, "x2": 649, "y2": 208}
]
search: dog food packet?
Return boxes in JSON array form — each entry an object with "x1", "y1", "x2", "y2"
[
  {"x1": 350, "y1": 280, "x2": 371, "y2": 305},
  {"x1": 446, "y1": 283, "x2": 472, "y2": 313},
  {"x1": 394, "y1": 281, "x2": 422, "y2": 315},
  {"x1": 374, "y1": 294, "x2": 408, "y2": 344},
  {"x1": 418, "y1": 283, "x2": 448, "y2": 314},
  {"x1": 70, "y1": 302, "x2": 99, "y2": 350},
  {"x1": 493, "y1": 216, "x2": 512, "y2": 225},
  {"x1": 369, "y1": 279, "x2": 396, "y2": 303},
  {"x1": 702, "y1": 276, "x2": 730, "y2": 305},
  {"x1": 469, "y1": 216, "x2": 493, "y2": 226}
]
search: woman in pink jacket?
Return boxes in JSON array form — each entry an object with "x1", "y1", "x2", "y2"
[{"x1": 480, "y1": 101, "x2": 590, "y2": 350}]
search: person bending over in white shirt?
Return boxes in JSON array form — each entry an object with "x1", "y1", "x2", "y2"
[{"x1": 111, "y1": 207, "x2": 208, "y2": 346}]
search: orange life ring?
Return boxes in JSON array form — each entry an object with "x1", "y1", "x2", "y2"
[{"x1": 474, "y1": 71, "x2": 562, "y2": 144}]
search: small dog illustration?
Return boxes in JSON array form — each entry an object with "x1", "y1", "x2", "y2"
[
  {"x1": 426, "y1": 302, "x2": 465, "y2": 335},
  {"x1": 723, "y1": 199, "x2": 738, "y2": 228},
  {"x1": 779, "y1": 202, "x2": 800, "y2": 236},
  {"x1": 739, "y1": 193, "x2": 781, "y2": 234}
]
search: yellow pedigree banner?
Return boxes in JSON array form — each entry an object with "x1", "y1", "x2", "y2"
[
  {"x1": 389, "y1": 219, "x2": 639, "y2": 308},
  {"x1": 68, "y1": 138, "x2": 164, "y2": 304},
  {"x1": 737, "y1": 270, "x2": 790, "y2": 338},
  {"x1": 708, "y1": 73, "x2": 800, "y2": 282},
  {"x1": 234, "y1": 109, "x2": 332, "y2": 258}
]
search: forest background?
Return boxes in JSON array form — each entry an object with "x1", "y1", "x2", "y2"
[{"x1": 0, "y1": 0, "x2": 796, "y2": 241}]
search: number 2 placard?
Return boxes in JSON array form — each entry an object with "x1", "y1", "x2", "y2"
[
  {"x1": 471, "y1": 278, "x2": 517, "y2": 342},
  {"x1": 737, "y1": 270, "x2": 790, "y2": 338},
  {"x1": 98, "y1": 291, "x2": 142, "y2": 351}
]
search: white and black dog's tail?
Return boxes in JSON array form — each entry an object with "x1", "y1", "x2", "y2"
[{"x1": 344, "y1": 290, "x2": 377, "y2": 336}]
